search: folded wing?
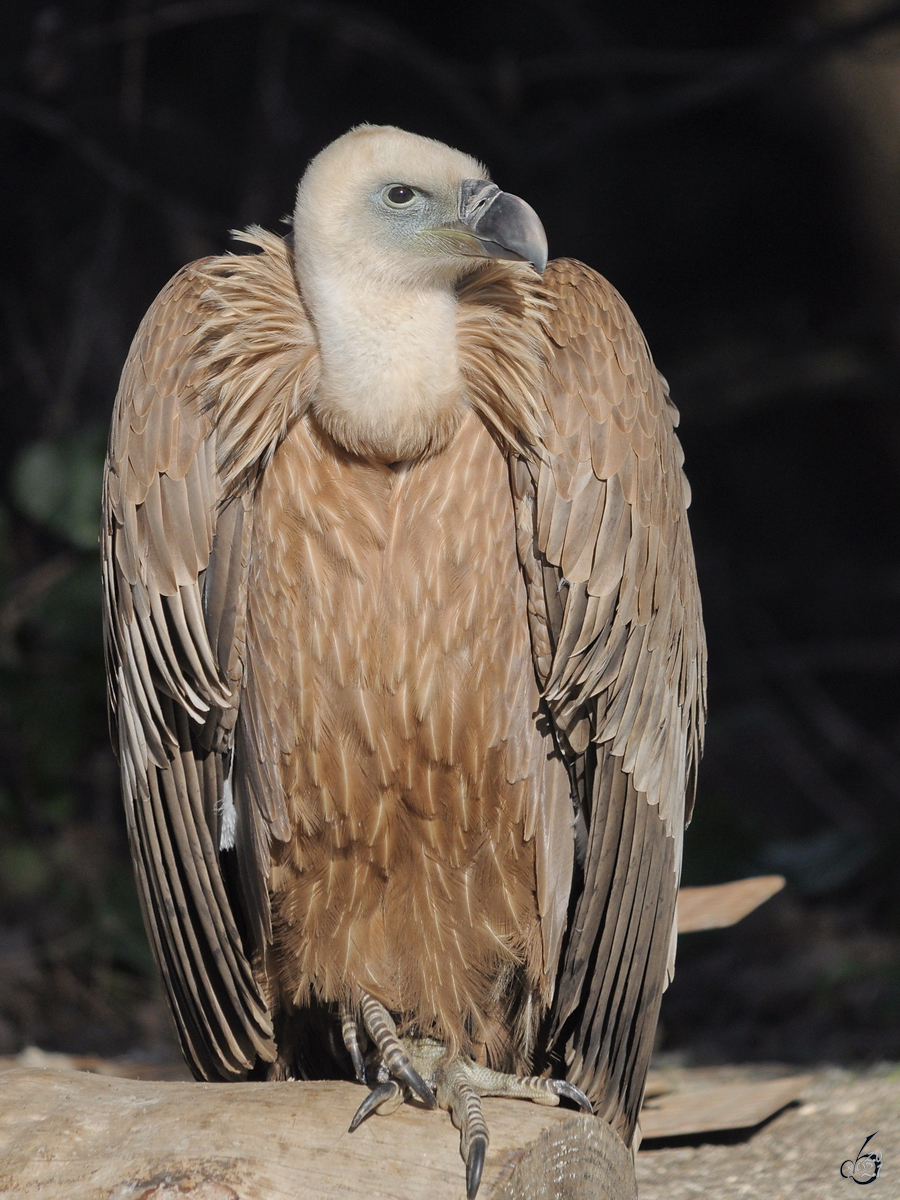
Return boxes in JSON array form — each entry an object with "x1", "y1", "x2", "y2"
[
  {"x1": 102, "y1": 233, "x2": 314, "y2": 1079},
  {"x1": 513, "y1": 258, "x2": 706, "y2": 1142}
]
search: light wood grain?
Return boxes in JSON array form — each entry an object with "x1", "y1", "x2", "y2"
[
  {"x1": 0, "y1": 1068, "x2": 637, "y2": 1200},
  {"x1": 677, "y1": 876, "x2": 785, "y2": 934},
  {"x1": 640, "y1": 1074, "x2": 812, "y2": 1140}
]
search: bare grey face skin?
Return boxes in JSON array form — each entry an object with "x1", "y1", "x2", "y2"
[{"x1": 360, "y1": 173, "x2": 548, "y2": 274}]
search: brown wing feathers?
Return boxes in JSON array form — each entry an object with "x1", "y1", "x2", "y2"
[
  {"x1": 103, "y1": 233, "x2": 316, "y2": 1079},
  {"x1": 522, "y1": 259, "x2": 705, "y2": 1141}
]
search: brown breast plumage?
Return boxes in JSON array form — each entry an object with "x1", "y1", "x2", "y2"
[{"x1": 246, "y1": 409, "x2": 547, "y2": 1065}]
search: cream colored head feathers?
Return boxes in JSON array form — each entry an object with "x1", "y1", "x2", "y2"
[
  {"x1": 294, "y1": 125, "x2": 487, "y2": 293},
  {"x1": 291, "y1": 125, "x2": 546, "y2": 464}
]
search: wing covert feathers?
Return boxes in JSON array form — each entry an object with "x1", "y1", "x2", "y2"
[
  {"x1": 102, "y1": 230, "x2": 316, "y2": 1080},
  {"x1": 518, "y1": 259, "x2": 706, "y2": 1143}
]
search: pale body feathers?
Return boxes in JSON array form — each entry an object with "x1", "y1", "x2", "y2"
[{"x1": 306, "y1": 284, "x2": 466, "y2": 463}]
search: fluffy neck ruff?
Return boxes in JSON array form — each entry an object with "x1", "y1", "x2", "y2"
[
  {"x1": 195, "y1": 230, "x2": 547, "y2": 477},
  {"x1": 301, "y1": 270, "x2": 466, "y2": 464}
]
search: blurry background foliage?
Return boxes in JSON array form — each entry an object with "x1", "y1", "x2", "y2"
[{"x1": 1, "y1": 0, "x2": 900, "y2": 1064}]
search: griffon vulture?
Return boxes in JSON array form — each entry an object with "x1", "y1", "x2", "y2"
[{"x1": 103, "y1": 126, "x2": 705, "y2": 1196}]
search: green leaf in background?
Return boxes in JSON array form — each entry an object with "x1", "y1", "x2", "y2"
[{"x1": 11, "y1": 428, "x2": 106, "y2": 551}]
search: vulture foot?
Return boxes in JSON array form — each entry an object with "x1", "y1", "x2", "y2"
[
  {"x1": 433, "y1": 1055, "x2": 593, "y2": 1198},
  {"x1": 345, "y1": 993, "x2": 591, "y2": 1200},
  {"x1": 348, "y1": 991, "x2": 439, "y2": 1110}
]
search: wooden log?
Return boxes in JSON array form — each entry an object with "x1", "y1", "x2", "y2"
[
  {"x1": 640, "y1": 1074, "x2": 813, "y2": 1140},
  {"x1": 0, "y1": 1068, "x2": 637, "y2": 1200},
  {"x1": 676, "y1": 875, "x2": 785, "y2": 934}
]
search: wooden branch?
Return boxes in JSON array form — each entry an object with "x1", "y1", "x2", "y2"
[
  {"x1": 676, "y1": 875, "x2": 785, "y2": 934},
  {"x1": 0, "y1": 1068, "x2": 637, "y2": 1200},
  {"x1": 640, "y1": 1074, "x2": 813, "y2": 1141}
]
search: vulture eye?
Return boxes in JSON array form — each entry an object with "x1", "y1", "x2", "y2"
[{"x1": 383, "y1": 185, "x2": 418, "y2": 208}]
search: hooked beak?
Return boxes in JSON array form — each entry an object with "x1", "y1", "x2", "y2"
[{"x1": 455, "y1": 179, "x2": 548, "y2": 273}]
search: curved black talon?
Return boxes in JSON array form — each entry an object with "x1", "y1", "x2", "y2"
[
  {"x1": 348, "y1": 1080, "x2": 400, "y2": 1131},
  {"x1": 551, "y1": 1079, "x2": 593, "y2": 1113},
  {"x1": 356, "y1": 990, "x2": 438, "y2": 1109},
  {"x1": 465, "y1": 1133, "x2": 487, "y2": 1200},
  {"x1": 349, "y1": 1043, "x2": 367, "y2": 1085},
  {"x1": 396, "y1": 1060, "x2": 438, "y2": 1109}
]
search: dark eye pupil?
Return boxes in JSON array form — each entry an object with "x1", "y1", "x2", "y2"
[{"x1": 388, "y1": 186, "x2": 414, "y2": 204}]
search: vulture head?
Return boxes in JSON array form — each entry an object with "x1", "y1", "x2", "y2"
[
  {"x1": 291, "y1": 126, "x2": 549, "y2": 463},
  {"x1": 293, "y1": 124, "x2": 548, "y2": 291}
]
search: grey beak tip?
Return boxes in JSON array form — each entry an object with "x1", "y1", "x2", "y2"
[{"x1": 461, "y1": 182, "x2": 548, "y2": 274}]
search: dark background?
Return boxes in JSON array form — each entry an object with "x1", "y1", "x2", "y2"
[{"x1": 1, "y1": 0, "x2": 898, "y2": 1067}]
